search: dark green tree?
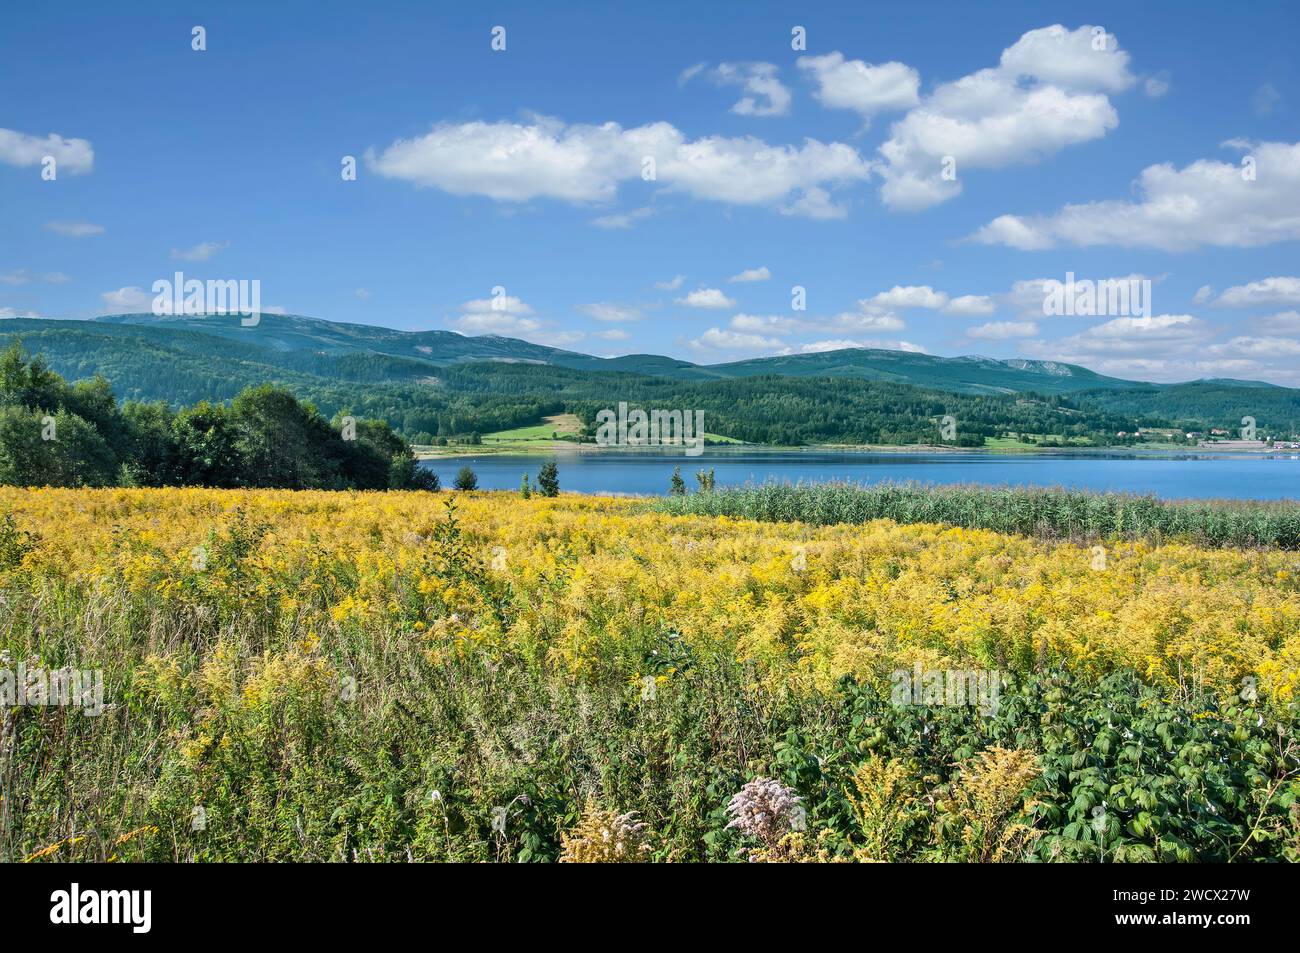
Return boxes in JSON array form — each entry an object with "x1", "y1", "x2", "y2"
[{"x1": 537, "y1": 460, "x2": 559, "y2": 497}]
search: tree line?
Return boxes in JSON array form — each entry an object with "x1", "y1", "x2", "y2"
[{"x1": 0, "y1": 342, "x2": 438, "y2": 490}]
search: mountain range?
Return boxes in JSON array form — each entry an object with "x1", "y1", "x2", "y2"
[{"x1": 2, "y1": 313, "x2": 1297, "y2": 443}]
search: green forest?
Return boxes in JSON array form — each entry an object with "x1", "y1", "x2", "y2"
[{"x1": 0, "y1": 343, "x2": 438, "y2": 490}]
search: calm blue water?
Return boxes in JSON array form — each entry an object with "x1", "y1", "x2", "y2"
[{"x1": 420, "y1": 449, "x2": 1300, "y2": 500}]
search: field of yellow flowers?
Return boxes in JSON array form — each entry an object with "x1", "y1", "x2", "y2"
[{"x1": 2, "y1": 486, "x2": 1298, "y2": 862}]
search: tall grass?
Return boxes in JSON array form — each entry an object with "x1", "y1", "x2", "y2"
[{"x1": 652, "y1": 481, "x2": 1300, "y2": 549}]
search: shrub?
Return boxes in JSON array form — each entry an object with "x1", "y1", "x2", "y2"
[
  {"x1": 537, "y1": 461, "x2": 559, "y2": 497},
  {"x1": 559, "y1": 804, "x2": 651, "y2": 863},
  {"x1": 453, "y1": 466, "x2": 478, "y2": 491}
]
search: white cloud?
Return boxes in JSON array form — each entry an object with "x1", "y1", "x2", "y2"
[
  {"x1": 655, "y1": 274, "x2": 685, "y2": 291},
  {"x1": 943, "y1": 294, "x2": 996, "y2": 316},
  {"x1": 1144, "y1": 75, "x2": 1170, "y2": 98},
  {"x1": 729, "y1": 266, "x2": 771, "y2": 283},
  {"x1": 676, "y1": 287, "x2": 735, "y2": 309},
  {"x1": 1257, "y1": 311, "x2": 1300, "y2": 333},
  {"x1": 780, "y1": 186, "x2": 849, "y2": 220},
  {"x1": 367, "y1": 116, "x2": 870, "y2": 215},
  {"x1": 100, "y1": 287, "x2": 154, "y2": 312},
  {"x1": 786, "y1": 338, "x2": 925, "y2": 354},
  {"x1": 452, "y1": 312, "x2": 542, "y2": 335},
  {"x1": 678, "y1": 63, "x2": 706, "y2": 86},
  {"x1": 1016, "y1": 314, "x2": 1257, "y2": 382},
  {"x1": 797, "y1": 53, "x2": 920, "y2": 121},
  {"x1": 1192, "y1": 285, "x2": 1214, "y2": 304},
  {"x1": 45, "y1": 221, "x2": 104, "y2": 238},
  {"x1": 968, "y1": 320, "x2": 1039, "y2": 339},
  {"x1": 1253, "y1": 83, "x2": 1282, "y2": 117},
  {"x1": 706, "y1": 62, "x2": 793, "y2": 117},
  {"x1": 577, "y1": 302, "x2": 642, "y2": 322},
  {"x1": 0, "y1": 307, "x2": 41, "y2": 318},
  {"x1": 451, "y1": 294, "x2": 540, "y2": 334},
  {"x1": 1213, "y1": 277, "x2": 1300, "y2": 308},
  {"x1": 595, "y1": 328, "x2": 630, "y2": 341},
  {"x1": 1033, "y1": 314, "x2": 1205, "y2": 361},
  {"x1": 970, "y1": 140, "x2": 1300, "y2": 250},
  {"x1": 829, "y1": 308, "x2": 906, "y2": 333},
  {"x1": 534, "y1": 329, "x2": 586, "y2": 347},
  {"x1": 1211, "y1": 335, "x2": 1300, "y2": 357},
  {"x1": 170, "y1": 241, "x2": 228, "y2": 262},
  {"x1": 0, "y1": 127, "x2": 94, "y2": 175},
  {"x1": 457, "y1": 294, "x2": 533, "y2": 317},
  {"x1": 869, "y1": 285, "x2": 948, "y2": 310},
  {"x1": 730, "y1": 313, "x2": 800, "y2": 334},
  {"x1": 590, "y1": 206, "x2": 655, "y2": 229},
  {"x1": 876, "y1": 25, "x2": 1133, "y2": 211},
  {"x1": 0, "y1": 269, "x2": 69, "y2": 286},
  {"x1": 688, "y1": 327, "x2": 784, "y2": 352}
]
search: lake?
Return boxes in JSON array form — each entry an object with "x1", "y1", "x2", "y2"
[{"x1": 420, "y1": 448, "x2": 1300, "y2": 500}]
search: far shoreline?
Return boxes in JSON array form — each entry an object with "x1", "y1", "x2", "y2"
[{"x1": 414, "y1": 440, "x2": 1297, "y2": 461}]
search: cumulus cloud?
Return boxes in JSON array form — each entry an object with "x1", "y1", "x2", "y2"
[
  {"x1": 676, "y1": 287, "x2": 736, "y2": 309},
  {"x1": 797, "y1": 53, "x2": 920, "y2": 121},
  {"x1": 1005, "y1": 273, "x2": 1156, "y2": 316},
  {"x1": 943, "y1": 294, "x2": 996, "y2": 316},
  {"x1": 970, "y1": 140, "x2": 1300, "y2": 250},
  {"x1": 694, "y1": 62, "x2": 793, "y2": 117},
  {"x1": 1253, "y1": 83, "x2": 1282, "y2": 117},
  {"x1": 779, "y1": 186, "x2": 850, "y2": 220},
  {"x1": 1144, "y1": 75, "x2": 1171, "y2": 98},
  {"x1": 829, "y1": 307, "x2": 906, "y2": 333},
  {"x1": 868, "y1": 284, "x2": 948, "y2": 310},
  {"x1": 729, "y1": 266, "x2": 771, "y2": 282},
  {"x1": 655, "y1": 274, "x2": 685, "y2": 291},
  {"x1": 45, "y1": 221, "x2": 104, "y2": 238},
  {"x1": 367, "y1": 116, "x2": 870, "y2": 216},
  {"x1": 968, "y1": 320, "x2": 1039, "y2": 339},
  {"x1": 875, "y1": 25, "x2": 1134, "y2": 211},
  {"x1": 0, "y1": 270, "x2": 69, "y2": 286},
  {"x1": 1012, "y1": 313, "x2": 1277, "y2": 382},
  {"x1": 688, "y1": 327, "x2": 784, "y2": 353},
  {"x1": 1256, "y1": 311, "x2": 1300, "y2": 334},
  {"x1": 452, "y1": 311, "x2": 541, "y2": 335},
  {"x1": 1024, "y1": 314, "x2": 1205, "y2": 372},
  {"x1": 577, "y1": 302, "x2": 642, "y2": 322},
  {"x1": 785, "y1": 338, "x2": 925, "y2": 354},
  {"x1": 449, "y1": 293, "x2": 544, "y2": 336},
  {"x1": 730, "y1": 313, "x2": 800, "y2": 334},
  {"x1": 0, "y1": 127, "x2": 94, "y2": 175},
  {"x1": 590, "y1": 207, "x2": 654, "y2": 229},
  {"x1": 100, "y1": 287, "x2": 154, "y2": 312},
  {"x1": 170, "y1": 241, "x2": 228, "y2": 262},
  {"x1": 1212, "y1": 277, "x2": 1300, "y2": 308}
]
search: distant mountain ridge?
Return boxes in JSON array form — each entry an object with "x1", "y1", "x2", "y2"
[
  {"x1": 2, "y1": 312, "x2": 1289, "y2": 423},
  {"x1": 36, "y1": 311, "x2": 1260, "y2": 396},
  {"x1": 5, "y1": 311, "x2": 1299, "y2": 443}
]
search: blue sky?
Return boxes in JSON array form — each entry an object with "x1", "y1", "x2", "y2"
[{"x1": 3, "y1": 0, "x2": 1299, "y2": 384}]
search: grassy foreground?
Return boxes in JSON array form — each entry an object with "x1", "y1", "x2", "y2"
[{"x1": 2, "y1": 487, "x2": 1298, "y2": 862}]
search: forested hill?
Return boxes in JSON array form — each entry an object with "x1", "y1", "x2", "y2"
[{"x1": 2, "y1": 313, "x2": 1298, "y2": 444}]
